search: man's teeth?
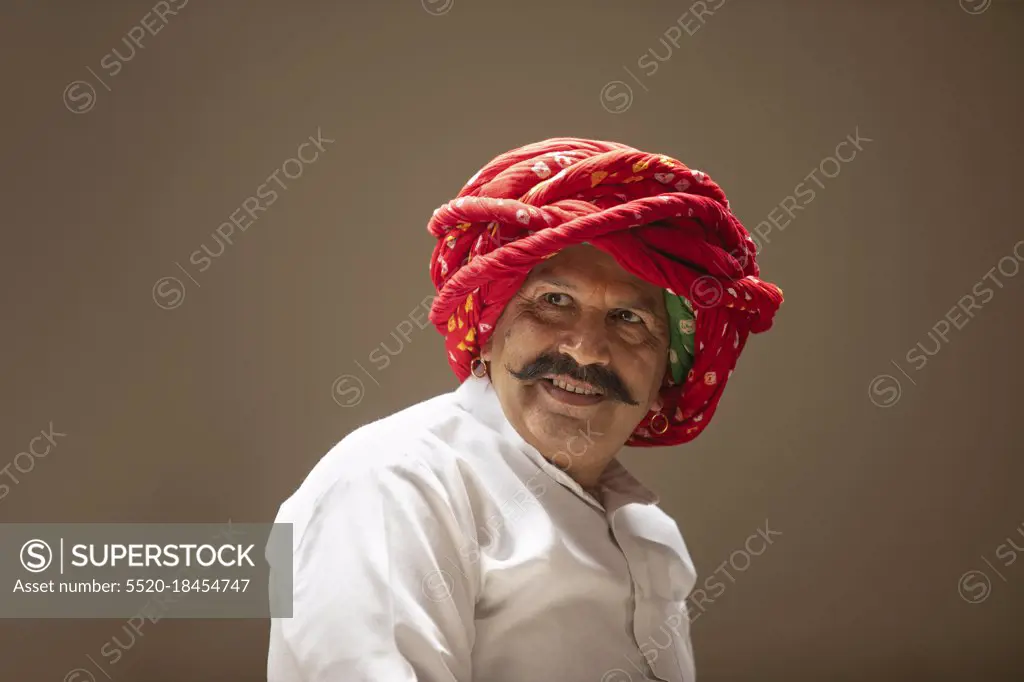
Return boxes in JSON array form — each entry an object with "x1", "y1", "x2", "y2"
[{"x1": 550, "y1": 377, "x2": 603, "y2": 396}]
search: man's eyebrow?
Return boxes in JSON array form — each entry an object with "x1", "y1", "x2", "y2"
[{"x1": 531, "y1": 276, "x2": 578, "y2": 291}]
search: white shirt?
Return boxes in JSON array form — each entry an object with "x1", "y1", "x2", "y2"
[{"x1": 267, "y1": 374, "x2": 698, "y2": 682}]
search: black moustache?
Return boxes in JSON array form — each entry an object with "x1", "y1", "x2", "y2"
[{"x1": 506, "y1": 352, "x2": 638, "y2": 406}]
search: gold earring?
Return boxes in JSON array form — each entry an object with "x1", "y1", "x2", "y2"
[
  {"x1": 650, "y1": 411, "x2": 669, "y2": 435},
  {"x1": 471, "y1": 357, "x2": 488, "y2": 378}
]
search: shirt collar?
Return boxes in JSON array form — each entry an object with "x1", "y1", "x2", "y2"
[{"x1": 453, "y1": 375, "x2": 659, "y2": 509}]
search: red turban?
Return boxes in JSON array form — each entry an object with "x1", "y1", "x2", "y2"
[{"x1": 426, "y1": 137, "x2": 783, "y2": 447}]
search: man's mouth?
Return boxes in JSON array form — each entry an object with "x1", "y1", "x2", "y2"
[
  {"x1": 506, "y1": 352, "x2": 638, "y2": 406},
  {"x1": 538, "y1": 374, "x2": 607, "y2": 407}
]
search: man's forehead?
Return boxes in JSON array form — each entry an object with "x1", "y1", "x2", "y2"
[{"x1": 524, "y1": 245, "x2": 657, "y2": 293}]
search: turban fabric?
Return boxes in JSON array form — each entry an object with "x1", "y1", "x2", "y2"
[{"x1": 426, "y1": 137, "x2": 783, "y2": 447}]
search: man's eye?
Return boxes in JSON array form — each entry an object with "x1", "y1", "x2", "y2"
[
  {"x1": 615, "y1": 309, "x2": 643, "y2": 324},
  {"x1": 542, "y1": 293, "x2": 573, "y2": 307}
]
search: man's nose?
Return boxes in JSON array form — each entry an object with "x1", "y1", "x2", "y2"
[{"x1": 556, "y1": 310, "x2": 612, "y2": 368}]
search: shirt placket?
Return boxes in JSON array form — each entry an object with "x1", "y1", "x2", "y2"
[
  {"x1": 522, "y1": 453, "x2": 675, "y2": 681},
  {"x1": 543, "y1": 465, "x2": 666, "y2": 682},
  {"x1": 607, "y1": 495, "x2": 670, "y2": 682}
]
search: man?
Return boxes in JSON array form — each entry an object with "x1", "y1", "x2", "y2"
[{"x1": 267, "y1": 137, "x2": 783, "y2": 682}]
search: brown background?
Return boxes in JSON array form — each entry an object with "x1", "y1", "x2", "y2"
[{"x1": 2, "y1": 1, "x2": 1023, "y2": 680}]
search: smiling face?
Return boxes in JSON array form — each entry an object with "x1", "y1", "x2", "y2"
[{"x1": 481, "y1": 244, "x2": 670, "y2": 475}]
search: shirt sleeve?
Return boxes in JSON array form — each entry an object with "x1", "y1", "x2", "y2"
[{"x1": 275, "y1": 455, "x2": 480, "y2": 682}]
